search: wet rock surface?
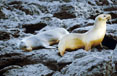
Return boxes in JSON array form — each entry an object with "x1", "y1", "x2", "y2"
[{"x1": 0, "y1": 0, "x2": 117, "y2": 76}]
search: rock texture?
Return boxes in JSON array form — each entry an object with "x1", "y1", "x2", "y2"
[
  {"x1": 3, "y1": 64, "x2": 53, "y2": 76},
  {"x1": 0, "y1": 0, "x2": 117, "y2": 76},
  {"x1": 54, "y1": 50, "x2": 113, "y2": 76}
]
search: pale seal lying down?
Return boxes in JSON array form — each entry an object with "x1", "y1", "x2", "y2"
[{"x1": 19, "y1": 28, "x2": 69, "y2": 51}]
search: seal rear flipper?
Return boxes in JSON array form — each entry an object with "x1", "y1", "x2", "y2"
[
  {"x1": 44, "y1": 45, "x2": 56, "y2": 49},
  {"x1": 41, "y1": 41, "x2": 56, "y2": 49}
]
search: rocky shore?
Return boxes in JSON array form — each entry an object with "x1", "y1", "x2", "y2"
[{"x1": 0, "y1": 0, "x2": 117, "y2": 76}]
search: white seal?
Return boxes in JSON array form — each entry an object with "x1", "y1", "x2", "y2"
[{"x1": 19, "y1": 28, "x2": 69, "y2": 51}]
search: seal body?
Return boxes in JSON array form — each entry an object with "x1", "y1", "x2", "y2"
[
  {"x1": 36, "y1": 28, "x2": 69, "y2": 45},
  {"x1": 19, "y1": 28, "x2": 69, "y2": 51},
  {"x1": 58, "y1": 14, "x2": 111, "y2": 56}
]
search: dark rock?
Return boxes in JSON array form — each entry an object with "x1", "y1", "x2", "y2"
[
  {"x1": 102, "y1": 34, "x2": 117, "y2": 50},
  {"x1": 22, "y1": 22, "x2": 47, "y2": 34},
  {"x1": 0, "y1": 46, "x2": 60, "y2": 71},
  {"x1": 0, "y1": 65, "x2": 21, "y2": 75},
  {"x1": 0, "y1": 31, "x2": 10, "y2": 40},
  {"x1": 53, "y1": 4, "x2": 77, "y2": 19},
  {"x1": 111, "y1": 72, "x2": 117, "y2": 76},
  {"x1": 0, "y1": 5, "x2": 6, "y2": 19},
  {"x1": 53, "y1": 12, "x2": 76, "y2": 19},
  {"x1": 103, "y1": 5, "x2": 117, "y2": 11},
  {"x1": 0, "y1": 52, "x2": 26, "y2": 70}
]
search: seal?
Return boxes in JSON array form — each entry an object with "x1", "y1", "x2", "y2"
[
  {"x1": 19, "y1": 28, "x2": 69, "y2": 51},
  {"x1": 58, "y1": 14, "x2": 111, "y2": 56}
]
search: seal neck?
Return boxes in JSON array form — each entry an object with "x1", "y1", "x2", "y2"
[{"x1": 94, "y1": 19, "x2": 107, "y2": 29}]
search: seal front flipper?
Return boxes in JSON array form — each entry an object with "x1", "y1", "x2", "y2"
[
  {"x1": 85, "y1": 43, "x2": 92, "y2": 51},
  {"x1": 24, "y1": 47, "x2": 32, "y2": 52},
  {"x1": 100, "y1": 43, "x2": 103, "y2": 48}
]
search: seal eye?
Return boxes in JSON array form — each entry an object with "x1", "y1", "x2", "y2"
[{"x1": 103, "y1": 15, "x2": 106, "y2": 17}]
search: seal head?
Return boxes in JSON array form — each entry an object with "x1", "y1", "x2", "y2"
[
  {"x1": 19, "y1": 41, "x2": 27, "y2": 50},
  {"x1": 96, "y1": 14, "x2": 111, "y2": 21}
]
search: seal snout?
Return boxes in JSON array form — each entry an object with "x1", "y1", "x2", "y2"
[{"x1": 106, "y1": 14, "x2": 111, "y2": 20}]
